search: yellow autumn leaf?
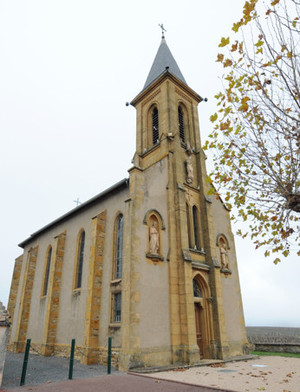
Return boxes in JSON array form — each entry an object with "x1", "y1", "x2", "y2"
[
  {"x1": 223, "y1": 59, "x2": 233, "y2": 67},
  {"x1": 241, "y1": 96, "x2": 250, "y2": 104},
  {"x1": 231, "y1": 43, "x2": 238, "y2": 52},
  {"x1": 255, "y1": 40, "x2": 264, "y2": 47},
  {"x1": 220, "y1": 120, "x2": 230, "y2": 130},
  {"x1": 238, "y1": 102, "x2": 249, "y2": 112},
  {"x1": 207, "y1": 187, "x2": 215, "y2": 195},
  {"x1": 232, "y1": 21, "x2": 242, "y2": 32},
  {"x1": 210, "y1": 113, "x2": 218, "y2": 122},
  {"x1": 216, "y1": 53, "x2": 224, "y2": 62},
  {"x1": 243, "y1": 0, "x2": 257, "y2": 17},
  {"x1": 219, "y1": 37, "x2": 230, "y2": 48},
  {"x1": 262, "y1": 61, "x2": 272, "y2": 67}
]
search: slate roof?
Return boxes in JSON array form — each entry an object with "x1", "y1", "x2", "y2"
[
  {"x1": 18, "y1": 178, "x2": 129, "y2": 248},
  {"x1": 143, "y1": 37, "x2": 187, "y2": 89}
]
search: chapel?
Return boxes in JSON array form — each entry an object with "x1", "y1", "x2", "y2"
[{"x1": 7, "y1": 33, "x2": 250, "y2": 371}]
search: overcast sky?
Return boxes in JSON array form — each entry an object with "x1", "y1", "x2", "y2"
[{"x1": 0, "y1": 0, "x2": 299, "y2": 327}]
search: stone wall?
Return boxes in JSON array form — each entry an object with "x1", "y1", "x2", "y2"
[
  {"x1": 247, "y1": 326, "x2": 300, "y2": 354},
  {"x1": 27, "y1": 342, "x2": 119, "y2": 367}
]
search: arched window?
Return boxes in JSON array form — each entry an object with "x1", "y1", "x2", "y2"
[
  {"x1": 192, "y1": 206, "x2": 200, "y2": 250},
  {"x1": 115, "y1": 214, "x2": 124, "y2": 279},
  {"x1": 193, "y1": 279, "x2": 203, "y2": 298},
  {"x1": 178, "y1": 106, "x2": 185, "y2": 143},
  {"x1": 42, "y1": 246, "x2": 52, "y2": 296},
  {"x1": 152, "y1": 107, "x2": 159, "y2": 145},
  {"x1": 110, "y1": 215, "x2": 124, "y2": 324},
  {"x1": 75, "y1": 230, "x2": 85, "y2": 289},
  {"x1": 186, "y1": 203, "x2": 192, "y2": 249},
  {"x1": 112, "y1": 292, "x2": 122, "y2": 323}
]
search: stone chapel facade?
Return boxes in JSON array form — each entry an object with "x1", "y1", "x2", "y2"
[{"x1": 7, "y1": 36, "x2": 250, "y2": 371}]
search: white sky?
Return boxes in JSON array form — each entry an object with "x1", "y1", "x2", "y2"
[{"x1": 0, "y1": 0, "x2": 299, "y2": 327}]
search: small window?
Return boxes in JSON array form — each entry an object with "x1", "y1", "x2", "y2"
[
  {"x1": 42, "y1": 246, "x2": 52, "y2": 296},
  {"x1": 193, "y1": 279, "x2": 203, "y2": 298},
  {"x1": 178, "y1": 106, "x2": 185, "y2": 143},
  {"x1": 115, "y1": 214, "x2": 124, "y2": 279},
  {"x1": 75, "y1": 230, "x2": 85, "y2": 289},
  {"x1": 192, "y1": 206, "x2": 200, "y2": 250},
  {"x1": 152, "y1": 107, "x2": 159, "y2": 145},
  {"x1": 112, "y1": 292, "x2": 122, "y2": 323}
]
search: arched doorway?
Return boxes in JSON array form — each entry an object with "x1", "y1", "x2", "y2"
[{"x1": 193, "y1": 275, "x2": 213, "y2": 359}]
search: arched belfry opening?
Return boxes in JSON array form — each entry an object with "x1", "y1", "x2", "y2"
[
  {"x1": 178, "y1": 103, "x2": 190, "y2": 145},
  {"x1": 178, "y1": 105, "x2": 185, "y2": 143},
  {"x1": 150, "y1": 106, "x2": 159, "y2": 146}
]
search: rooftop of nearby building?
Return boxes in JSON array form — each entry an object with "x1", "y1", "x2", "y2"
[{"x1": 0, "y1": 302, "x2": 10, "y2": 326}]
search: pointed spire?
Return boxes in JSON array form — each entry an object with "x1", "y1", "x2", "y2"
[{"x1": 143, "y1": 32, "x2": 187, "y2": 89}]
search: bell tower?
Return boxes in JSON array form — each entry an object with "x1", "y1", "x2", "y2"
[
  {"x1": 120, "y1": 33, "x2": 249, "y2": 370},
  {"x1": 131, "y1": 35, "x2": 203, "y2": 169}
]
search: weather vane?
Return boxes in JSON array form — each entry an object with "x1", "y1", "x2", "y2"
[{"x1": 158, "y1": 24, "x2": 166, "y2": 39}]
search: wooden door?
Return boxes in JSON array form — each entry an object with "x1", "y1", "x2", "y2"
[{"x1": 194, "y1": 303, "x2": 204, "y2": 359}]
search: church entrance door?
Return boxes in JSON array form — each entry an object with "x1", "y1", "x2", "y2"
[{"x1": 194, "y1": 302, "x2": 204, "y2": 359}]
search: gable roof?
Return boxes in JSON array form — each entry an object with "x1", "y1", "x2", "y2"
[
  {"x1": 19, "y1": 178, "x2": 129, "y2": 248},
  {"x1": 143, "y1": 37, "x2": 187, "y2": 89}
]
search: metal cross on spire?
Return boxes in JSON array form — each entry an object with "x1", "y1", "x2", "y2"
[
  {"x1": 73, "y1": 197, "x2": 81, "y2": 207},
  {"x1": 158, "y1": 24, "x2": 167, "y2": 39}
]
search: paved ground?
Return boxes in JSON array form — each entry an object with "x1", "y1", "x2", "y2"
[
  {"x1": 1, "y1": 351, "x2": 120, "y2": 389},
  {"x1": 0, "y1": 352, "x2": 232, "y2": 392},
  {"x1": 1, "y1": 374, "x2": 233, "y2": 392},
  {"x1": 1, "y1": 352, "x2": 300, "y2": 392},
  {"x1": 147, "y1": 356, "x2": 300, "y2": 392}
]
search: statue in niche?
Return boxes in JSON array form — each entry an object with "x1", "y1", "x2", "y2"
[
  {"x1": 185, "y1": 141, "x2": 194, "y2": 184},
  {"x1": 185, "y1": 156, "x2": 194, "y2": 184},
  {"x1": 149, "y1": 219, "x2": 159, "y2": 254},
  {"x1": 220, "y1": 241, "x2": 229, "y2": 269}
]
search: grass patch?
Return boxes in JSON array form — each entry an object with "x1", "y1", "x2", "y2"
[{"x1": 251, "y1": 351, "x2": 300, "y2": 358}]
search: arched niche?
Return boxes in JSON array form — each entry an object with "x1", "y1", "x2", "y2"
[
  {"x1": 216, "y1": 234, "x2": 231, "y2": 272},
  {"x1": 143, "y1": 209, "x2": 166, "y2": 230},
  {"x1": 144, "y1": 209, "x2": 165, "y2": 261}
]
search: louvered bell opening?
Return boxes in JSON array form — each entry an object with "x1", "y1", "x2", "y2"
[
  {"x1": 152, "y1": 108, "x2": 159, "y2": 145},
  {"x1": 178, "y1": 106, "x2": 185, "y2": 143}
]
